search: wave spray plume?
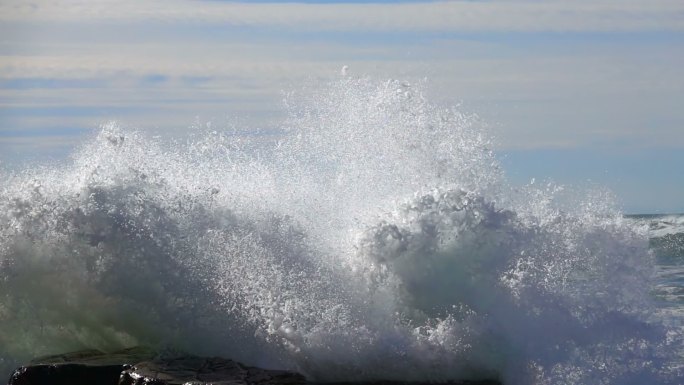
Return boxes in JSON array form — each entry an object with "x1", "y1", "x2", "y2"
[{"x1": 1, "y1": 76, "x2": 681, "y2": 384}]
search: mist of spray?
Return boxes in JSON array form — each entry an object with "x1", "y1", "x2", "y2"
[{"x1": 1, "y1": 76, "x2": 681, "y2": 384}]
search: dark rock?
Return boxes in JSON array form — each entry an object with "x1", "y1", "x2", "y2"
[
  {"x1": 119, "y1": 356, "x2": 305, "y2": 385},
  {"x1": 6, "y1": 347, "x2": 150, "y2": 385},
  {"x1": 7, "y1": 348, "x2": 304, "y2": 385},
  {"x1": 8, "y1": 363, "x2": 129, "y2": 385},
  {"x1": 7, "y1": 348, "x2": 501, "y2": 385}
]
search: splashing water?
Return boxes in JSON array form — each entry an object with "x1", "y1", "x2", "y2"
[{"x1": 0, "y1": 76, "x2": 682, "y2": 384}]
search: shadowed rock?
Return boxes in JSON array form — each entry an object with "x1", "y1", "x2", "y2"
[
  {"x1": 8, "y1": 363, "x2": 130, "y2": 385},
  {"x1": 119, "y1": 355, "x2": 305, "y2": 385},
  {"x1": 7, "y1": 348, "x2": 501, "y2": 385},
  {"x1": 7, "y1": 348, "x2": 304, "y2": 385}
]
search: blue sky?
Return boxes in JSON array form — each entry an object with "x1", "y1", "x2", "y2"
[{"x1": 0, "y1": 0, "x2": 683, "y2": 213}]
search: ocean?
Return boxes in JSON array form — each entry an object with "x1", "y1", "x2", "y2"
[{"x1": 0, "y1": 77, "x2": 682, "y2": 384}]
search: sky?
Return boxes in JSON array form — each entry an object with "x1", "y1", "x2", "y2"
[{"x1": 0, "y1": 0, "x2": 682, "y2": 213}]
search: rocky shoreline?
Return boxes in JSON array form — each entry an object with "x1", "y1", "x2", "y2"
[{"x1": 7, "y1": 347, "x2": 501, "y2": 385}]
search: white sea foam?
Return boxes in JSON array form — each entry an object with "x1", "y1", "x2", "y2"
[
  {"x1": 0, "y1": 76, "x2": 682, "y2": 384},
  {"x1": 629, "y1": 215, "x2": 684, "y2": 238}
]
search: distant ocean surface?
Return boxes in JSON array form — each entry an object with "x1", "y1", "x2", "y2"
[
  {"x1": 1, "y1": 77, "x2": 682, "y2": 385},
  {"x1": 630, "y1": 215, "x2": 684, "y2": 312}
]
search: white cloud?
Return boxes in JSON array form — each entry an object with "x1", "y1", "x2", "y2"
[
  {"x1": 1, "y1": 0, "x2": 683, "y2": 32},
  {"x1": 1, "y1": 0, "x2": 683, "y2": 152},
  {"x1": 0, "y1": 53, "x2": 331, "y2": 78}
]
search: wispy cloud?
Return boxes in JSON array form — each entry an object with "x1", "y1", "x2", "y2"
[
  {"x1": 1, "y1": 0, "x2": 683, "y2": 32},
  {"x1": 1, "y1": 1, "x2": 683, "y2": 211}
]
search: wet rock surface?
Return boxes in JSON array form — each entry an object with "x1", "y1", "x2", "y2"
[
  {"x1": 7, "y1": 348, "x2": 501, "y2": 385},
  {"x1": 119, "y1": 355, "x2": 305, "y2": 385},
  {"x1": 8, "y1": 363, "x2": 130, "y2": 385}
]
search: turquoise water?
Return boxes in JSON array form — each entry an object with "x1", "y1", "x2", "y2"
[{"x1": 639, "y1": 215, "x2": 684, "y2": 310}]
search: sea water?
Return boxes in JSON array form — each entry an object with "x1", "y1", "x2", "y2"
[{"x1": 1, "y1": 77, "x2": 682, "y2": 384}]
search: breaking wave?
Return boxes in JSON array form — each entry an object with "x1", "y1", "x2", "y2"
[{"x1": 1, "y1": 76, "x2": 682, "y2": 384}]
